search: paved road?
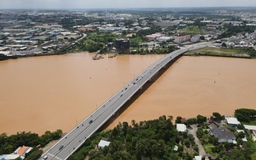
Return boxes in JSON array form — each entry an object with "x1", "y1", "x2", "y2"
[
  {"x1": 188, "y1": 125, "x2": 206, "y2": 156},
  {"x1": 40, "y1": 42, "x2": 210, "y2": 160}
]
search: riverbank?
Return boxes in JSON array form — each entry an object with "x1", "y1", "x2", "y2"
[
  {"x1": 184, "y1": 46, "x2": 253, "y2": 58},
  {"x1": 0, "y1": 52, "x2": 67, "y2": 61},
  {"x1": 1, "y1": 45, "x2": 254, "y2": 62}
]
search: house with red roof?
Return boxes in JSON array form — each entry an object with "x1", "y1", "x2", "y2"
[{"x1": 13, "y1": 145, "x2": 33, "y2": 158}]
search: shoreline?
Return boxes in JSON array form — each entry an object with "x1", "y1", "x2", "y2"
[
  {"x1": 184, "y1": 53, "x2": 252, "y2": 59},
  {"x1": 1, "y1": 45, "x2": 255, "y2": 62}
]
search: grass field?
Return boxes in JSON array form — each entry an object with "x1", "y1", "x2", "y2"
[
  {"x1": 242, "y1": 120, "x2": 256, "y2": 125},
  {"x1": 181, "y1": 26, "x2": 204, "y2": 34},
  {"x1": 185, "y1": 46, "x2": 251, "y2": 58},
  {"x1": 204, "y1": 143, "x2": 218, "y2": 157}
]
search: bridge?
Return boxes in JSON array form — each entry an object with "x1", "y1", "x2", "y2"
[{"x1": 40, "y1": 42, "x2": 210, "y2": 160}]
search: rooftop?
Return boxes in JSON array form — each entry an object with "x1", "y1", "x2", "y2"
[
  {"x1": 0, "y1": 154, "x2": 20, "y2": 160},
  {"x1": 225, "y1": 117, "x2": 240, "y2": 125},
  {"x1": 176, "y1": 123, "x2": 187, "y2": 132},
  {"x1": 244, "y1": 125, "x2": 256, "y2": 131},
  {"x1": 209, "y1": 124, "x2": 235, "y2": 143},
  {"x1": 98, "y1": 140, "x2": 111, "y2": 149}
]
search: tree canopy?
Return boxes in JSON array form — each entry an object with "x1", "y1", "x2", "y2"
[{"x1": 235, "y1": 108, "x2": 256, "y2": 122}]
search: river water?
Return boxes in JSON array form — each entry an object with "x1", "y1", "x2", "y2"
[
  {"x1": 107, "y1": 56, "x2": 256, "y2": 128},
  {"x1": 0, "y1": 53, "x2": 162, "y2": 135},
  {"x1": 0, "y1": 53, "x2": 255, "y2": 135}
]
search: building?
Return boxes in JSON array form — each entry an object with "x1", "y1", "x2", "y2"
[
  {"x1": 176, "y1": 123, "x2": 187, "y2": 132},
  {"x1": 98, "y1": 27, "x2": 122, "y2": 32},
  {"x1": 237, "y1": 130, "x2": 247, "y2": 142},
  {"x1": 156, "y1": 36, "x2": 174, "y2": 42},
  {"x1": 145, "y1": 33, "x2": 163, "y2": 41},
  {"x1": 115, "y1": 38, "x2": 130, "y2": 51},
  {"x1": 98, "y1": 139, "x2": 111, "y2": 149},
  {"x1": 14, "y1": 145, "x2": 33, "y2": 157},
  {"x1": 174, "y1": 35, "x2": 191, "y2": 44},
  {"x1": 153, "y1": 20, "x2": 180, "y2": 28},
  {"x1": 194, "y1": 155, "x2": 202, "y2": 160},
  {"x1": 225, "y1": 117, "x2": 240, "y2": 126},
  {"x1": 191, "y1": 35, "x2": 200, "y2": 43},
  {"x1": 0, "y1": 154, "x2": 20, "y2": 160},
  {"x1": 244, "y1": 125, "x2": 256, "y2": 131},
  {"x1": 209, "y1": 124, "x2": 236, "y2": 143},
  {"x1": 173, "y1": 145, "x2": 178, "y2": 151}
]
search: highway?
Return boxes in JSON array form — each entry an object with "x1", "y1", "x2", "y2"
[{"x1": 40, "y1": 42, "x2": 210, "y2": 160}]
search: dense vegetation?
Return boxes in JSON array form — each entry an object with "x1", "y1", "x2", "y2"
[
  {"x1": 69, "y1": 115, "x2": 198, "y2": 160},
  {"x1": 71, "y1": 27, "x2": 169, "y2": 54},
  {"x1": 1, "y1": 109, "x2": 256, "y2": 160},
  {"x1": 68, "y1": 109, "x2": 256, "y2": 160},
  {"x1": 76, "y1": 33, "x2": 117, "y2": 52},
  {"x1": 235, "y1": 108, "x2": 256, "y2": 123},
  {"x1": 0, "y1": 54, "x2": 8, "y2": 61},
  {"x1": 185, "y1": 46, "x2": 256, "y2": 58},
  {"x1": 122, "y1": 45, "x2": 178, "y2": 54},
  {"x1": 0, "y1": 129, "x2": 62, "y2": 155},
  {"x1": 136, "y1": 26, "x2": 162, "y2": 37},
  {"x1": 218, "y1": 25, "x2": 256, "y2": 39}
]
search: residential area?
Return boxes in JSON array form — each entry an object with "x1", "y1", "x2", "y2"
[
  {"x1": 1, "y1": 8, "x2": 256, "y2": 60},
  {"x1": 0, "y1": 8, "x2": 256, "y2": 160}
]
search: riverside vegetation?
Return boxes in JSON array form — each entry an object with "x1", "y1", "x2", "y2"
[
  {"x1": 0, "y1": 129, "x2": 62, "y2": 160},
  {"x1": 68, "y1": 109, "x2": 256, "y2": 160},
  {"x1": 185, "y1": 46, "x2": 256, "y2": 58},
  {"x1": 1, "y1": 109, "x2": 255, "y2": 160}
]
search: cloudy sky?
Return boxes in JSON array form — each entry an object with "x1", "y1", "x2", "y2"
[{"x1": 1, "y1": 0, "x2": 256, "y2": 9}]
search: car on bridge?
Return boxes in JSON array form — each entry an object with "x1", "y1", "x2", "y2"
[{"x1": 59, "y1": 145, "x2": 64, "y2": 150}]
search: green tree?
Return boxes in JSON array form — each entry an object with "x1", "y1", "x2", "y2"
[
  {"x1": 196, "y1": 115, "x2": 206, "y2": 124},
  {"x1": 175, "y1": 116, "x2": 182, "y2": 123},
  {"x1": 196, "y1": 127, "x2": 204, "y2": 139},
  {"x1": 221, "y1": 42, "x2": 227, "y2": 48},
  {"x1": 25, "y1": 149, "x2": 43, "y2": 160},
  {"x1": 235, "y1": 108, "x2": 256, "y2": 122},
  {"x1": 213, "y1": 112, "x2": 223, "y2": 121}
]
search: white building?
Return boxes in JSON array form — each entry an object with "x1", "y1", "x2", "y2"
[
  {"x1": 0, "y1": 154, "x2": 21, "y2": 160},
  {"x1": 176, "y1": 123, "x2": 187, "y2": 132},
  {"x1": 244, "y1": 125, "x2": 256, "y2": 131},
  {"x1": 194, "y1": 156, "x2": 202, "y2": 160},
  {"x1": 173, "y1": 145, "x2": 178, "y2": 151},
  {"x1": 98, "y1": 140, "x2": 111, "y2": 149},
  {"x1": 156, "y1": 36, "x2": 174, "y2": 42},
  {"x1": 225, "y1": 117, "x2": 240, "y2": 126}
]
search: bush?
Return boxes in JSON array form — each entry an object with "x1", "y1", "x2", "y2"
[{"x1": 25, "y1": 149, "x2": 43, "y2": 160}]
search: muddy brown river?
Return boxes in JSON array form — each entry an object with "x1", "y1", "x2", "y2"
[{"x1": 0, "y1": 53, "x2": 255, "y2": 135}]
